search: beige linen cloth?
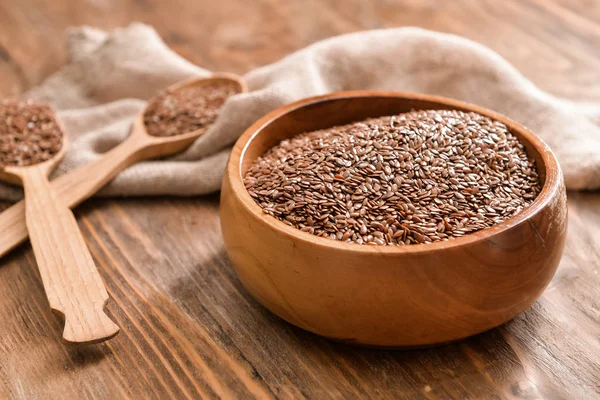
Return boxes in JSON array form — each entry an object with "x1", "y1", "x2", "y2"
[{"x1": 1, "y1": 23, "x2": 599, "y2": 202}]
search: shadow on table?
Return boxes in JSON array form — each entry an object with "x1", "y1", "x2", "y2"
[
  {"x1": 175, "y1": 245, "x2": 553, "y2": 398},
  {"x1": 65, "y1": 345, "x2": 108, "y2": 367}
]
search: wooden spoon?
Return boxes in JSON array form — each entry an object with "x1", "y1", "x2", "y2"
[
  {"x1": 0, "y1": 73, "x2": 247, "y2": 259},
  {"x1": 0, "y1": 106, "x2": 119, "y2": 344}
]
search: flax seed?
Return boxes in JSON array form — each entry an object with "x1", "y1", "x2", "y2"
[
  {"x1": 144, "y1": 81, "x2": 241, "y2": 136},
  {"x1": 0, "y1": 99, "x2": 63, "y2": 167},
  {"x1": 244, "y1": 109, "x2": 541, "y2": 245}
]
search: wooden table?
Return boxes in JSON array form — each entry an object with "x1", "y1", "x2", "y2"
[{"x1": 1, "y1": 1, "x2": 599, "y2": 398}]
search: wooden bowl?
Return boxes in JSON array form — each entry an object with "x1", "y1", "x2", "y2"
[{"x1": 220, "y1": 91, "x2": 567, "y2": 348}]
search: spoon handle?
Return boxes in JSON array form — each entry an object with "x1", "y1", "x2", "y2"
[
  {"x1": 17, "y1": 167, "x2": 119, "y2": 344},
  {"x1": 0, "y1": 132, "x2": 149, "y2": 258}
]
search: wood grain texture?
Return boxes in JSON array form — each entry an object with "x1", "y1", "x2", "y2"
[
  {"x1": 8, "y1": 165, "x2": 119, "y2": 344},
  {"x1": 0, "y1": 0, "x2": 599, "y2": 398},
  {"x1": 1, "y1": 137, "x2": 119, "y2": 344}
]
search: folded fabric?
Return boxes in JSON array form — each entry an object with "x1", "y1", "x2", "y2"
[{"x1": 1, "y1": 23, "x2": 598, "y2": 202}]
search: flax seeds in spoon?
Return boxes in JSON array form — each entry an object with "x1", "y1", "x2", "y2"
[
  {"x1": 0, "y1": 99, "x2": 63, "y2": 167},
  {"x1": 244, "y1": 110, "x2": 542, "y2": 246},
  {"x1": 144, "y1": 80, "x2": 240, "y2": 136}
]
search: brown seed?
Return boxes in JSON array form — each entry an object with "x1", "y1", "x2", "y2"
[
  {"x1": 144, "y1": 81, "x2": 241, "y2": 137},
  {"x1": 243, "y1": 109, "x2": 541, "y2": 246},
  {"x1": 0, "y1": 100, "x2": 63, "y2": 167}
]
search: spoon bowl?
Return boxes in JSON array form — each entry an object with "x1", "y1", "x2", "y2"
[
  {"x1": 0, "y1": 129, "x2": 67, "y2": 186},
  {"x1": 127, "y1": 72, "x2": 248, "y2": 158},
  {"x1": 220, "y1": 91, "x2": 568, "y2": 348}
]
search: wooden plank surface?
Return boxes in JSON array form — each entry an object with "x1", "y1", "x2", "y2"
[{"x1": 0, "y1": 0, "x2": 599, "y2": 398}]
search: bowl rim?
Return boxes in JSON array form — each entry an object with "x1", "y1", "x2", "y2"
[{"x1": 226, "y1": 91, "x2": 563, "y2": 254}]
